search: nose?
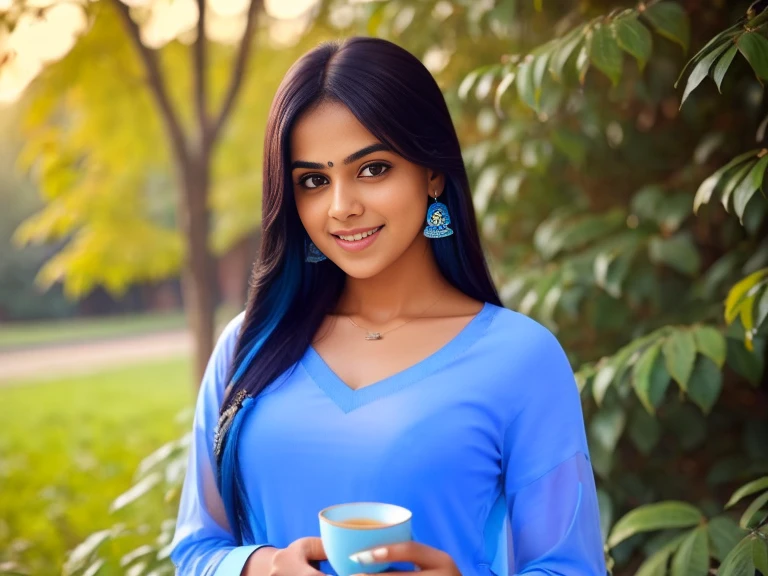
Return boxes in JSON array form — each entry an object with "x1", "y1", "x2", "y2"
[{"x1": 327, "y1": 179, "x2": 363, "y2": 221}]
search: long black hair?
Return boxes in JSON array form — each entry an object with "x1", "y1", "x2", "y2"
[{"x1": 215, "y1": 36, "x2": 502, "y2": 543}]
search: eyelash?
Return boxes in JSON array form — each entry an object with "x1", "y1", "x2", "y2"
[{"x1": 297, "y1": 162, "x2": 392, "y2": 190}]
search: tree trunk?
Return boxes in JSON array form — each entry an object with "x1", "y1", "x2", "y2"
[
  {"x1": 111, "y1": 0, "x2": 260, "y2": 387},
  {"x1": 179, "y1": 152, "x2": 217, "y2": 384}
]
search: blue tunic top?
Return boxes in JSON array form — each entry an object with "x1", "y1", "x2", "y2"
[{"x1": 170, "y1": 303, "x2": 607, "y2": 575}]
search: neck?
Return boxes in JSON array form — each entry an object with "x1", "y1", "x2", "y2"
[{"x1": 336, "y1": 235, "x2": 450, "y2": 322}]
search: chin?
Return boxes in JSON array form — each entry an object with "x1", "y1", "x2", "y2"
[{"x1": 330, "y1": 256, "x2": 393, "y2": 280}]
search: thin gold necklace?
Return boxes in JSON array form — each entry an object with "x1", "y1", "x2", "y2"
[{"x1": 345, "y1": 295, "x2": 442, "y2": 341}]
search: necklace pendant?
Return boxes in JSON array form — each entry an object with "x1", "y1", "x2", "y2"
[{"x1": 365, "y1": 332, "x2": 382, "y2": 341}]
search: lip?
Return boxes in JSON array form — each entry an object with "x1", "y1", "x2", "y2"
[
  {"x1": 332, "y1": 226, "x2": 383, "y2": 253},
  {"x1": 331, "y1": 226, "x2": 382, "y2": 236}
]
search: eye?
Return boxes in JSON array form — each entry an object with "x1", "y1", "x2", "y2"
[
  {"x1": 359, "y1": 162, "x2": 390, "y2": 178},
  {"x1": 298, "y1": 174, "x2": 328, "y2": 189}
]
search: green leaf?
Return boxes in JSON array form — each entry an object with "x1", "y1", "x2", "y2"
[
  {"x1": 708, "y1": 516, "x2": 745, "y2": 563},
  {"x1": 714, "y1": 44, "x2": 739, "y2": 92},
  {"x1": 515, "y1": 57, "x2": 537, "y2": 111},
  {"x1": 675, "y1": 23, "x2": 742, "y2": 88},
  {"x1": 643, "y1": 1, "x2": 691, "y2": 52},
  {"x1": 63, "y1": 526, "x2": 125, "y2": 576},
  {"x1": 597, "y1": 489, "x2": 613, "y2": 542},
  {"x1": 110, "y1": 472, "x2": 162, "y2": 512},
  {"x1": 726, "y1": 270, "x2": 768, "y2": 324},
  {"x1": 549, "y1": 28, "x2": 584, "y2": 82},
  {"x1": 692, "y1": 325, "x2": 727, "y2": 368},
  {"x1": 727, "y1": 474, "x2": 768, "y2": 509},
  {"x1": 740, "y1": 490, "x2": 768, "y2": 529},
  {"x1": 458, "y1": 68, "x2": 482, "y2": 100},
  {"x1": 662, "y1": 329, "x2": 697, "y2": 390},
  {"x1": 726, "y1": 336, "x2": 766, "y2": 386},
  {"x1": 628, "y1": 404, "x2": 662, "y2": 454},
  {"x1": 576, "y1": 44, "x2": 590, "y2": 84},
  {"x1": 613, "y1": 16, "x2": 653, "y2": 71},
  {"x1": 722, "y1": 161, "x2": 757, "y2": 213},
  {"x1": 532, "y1": 49, "x2": 553, "y2": 108},
  {"x1": 671, "y1": 526, "x2": 709, "y2": 576},
  {"x1": 592, "y1": 362, "x2": 616, "y2": 405},
  {"x1": 734, "y1": 154, "x2": 768, "y2": 222},
  {"x1": 718, "y1": 535, "x2": 756, "y2": 576},
  {"x1": 589, "y1": 404, "x2": 626, "y2": 453},
  {"x1": 693, "y1": 150, "x2": 760, "y2": 213},
  {"x1": 753, "y1": 538, "x2": 768, "y2": 576},
  {"x1": 686, "y1": 356, "x2": 723, "y2": 414},
  {"x1": 758, "y1": 286, "x2": 768, "y2": 328},
  {"x1": 680, "y1": 41, "x2": 732, "y2": 106},
  {"x1": 738, "y1": 32, "x2": 768, "y2": 82},
  {"x1": 636, "y1": 547, "x2": 673, "y2": 576},
  {"x1": 494, "y1": 71, "x2": 516, "y2": 114},
  {"x1": 608, "y1": 501, "x2": 703, "y2": 548},
  {"x1": 648, "y1": 233, "x2": 701, "y2": 276},
  {"x1": 588, "y1": 23, "x2": 623, "y2": 86},
  {"x1": 636, "y1": 533, "x2": 688, "y2": 576},
  {"x1": 633, "y1": 341, "x2": 672, "y2": 413}
]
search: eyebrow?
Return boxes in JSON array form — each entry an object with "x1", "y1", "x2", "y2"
[{"x1": 290, "y1": 143, "x2": 390, "y2": 171}]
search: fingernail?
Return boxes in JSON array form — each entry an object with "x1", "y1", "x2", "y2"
[
  {"x1": 349, "y1": 547, "x2": 388, "y2": 564},
  {"x1": 349, "y1": 550, "x2": 375, "y2": 564}
]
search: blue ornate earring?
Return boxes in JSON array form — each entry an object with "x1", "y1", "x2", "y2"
[
  {"x1": 423, "y1": 190, "x2": 454, "y2": 238},
  {"x1": 304, "y1": 236, "x2": 327, "y2": 263}
]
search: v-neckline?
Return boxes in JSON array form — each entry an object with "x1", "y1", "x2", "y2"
[{"x1": 300, "y1": 302, "x2": 497, "y2": 413}]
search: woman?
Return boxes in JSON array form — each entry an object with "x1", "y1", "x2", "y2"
[{"x1": 170, "y1": 37, "x2": 606, "y2": 576}]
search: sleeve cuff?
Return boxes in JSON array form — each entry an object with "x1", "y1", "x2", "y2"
[{"x1": 213, "y1": 544, "x2": 272, "y2": 576}]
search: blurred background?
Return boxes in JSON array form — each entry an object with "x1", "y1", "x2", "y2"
[{"x1": 1, "y1": 0, "x2": 767, "y2": 574}]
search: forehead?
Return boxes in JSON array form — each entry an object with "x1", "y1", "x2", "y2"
[{"x1": 290, "y1": 101, "x2": 378, "y2": 160}]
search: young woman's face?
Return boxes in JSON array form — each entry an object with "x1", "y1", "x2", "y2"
[{"x1": 290, "y1": 100, "x2": 443, "y2": 279}]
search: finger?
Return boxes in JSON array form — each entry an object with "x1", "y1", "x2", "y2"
[
  {"x1": 349, "y1": 541, "x2": 448, "y2": 569},
  {"x1": 296, "y1": 537, "x2": 328, "y2": 561}
]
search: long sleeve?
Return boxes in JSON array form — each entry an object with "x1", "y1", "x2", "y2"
[
  {"x1": 170, "y1": 312, "x2": 271, "y2": 576},
  {"x1": 501, "y1": 326, "x2": 607, "y2": 576}
]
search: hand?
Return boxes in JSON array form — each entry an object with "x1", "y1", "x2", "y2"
[
  {"x1": 244, "y1": 537, "x2": 329, "y2": 576},
  {"x1": 349, "y1": 541, "x2": 461, "y2": 575}
]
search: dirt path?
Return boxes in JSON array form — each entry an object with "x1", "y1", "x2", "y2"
[{"x1": 0, "y1": 330, "x2": 192, "y2": 385}]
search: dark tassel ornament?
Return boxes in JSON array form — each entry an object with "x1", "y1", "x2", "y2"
[{"x1": 214, "y1": 388, "x2": 250, "y2": 461}]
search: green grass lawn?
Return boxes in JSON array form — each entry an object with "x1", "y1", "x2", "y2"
[
  {"x1": 0, "y1": 305, "x2": 240, "y2": 350},
  {"x1": 0, "y1": 359, "x2": 195, "y2": 575}
]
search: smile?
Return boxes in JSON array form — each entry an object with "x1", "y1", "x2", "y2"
[
  {"x1": 331, "y1": 226, "x2": 383, "y2": 252},
  {"x1": 334, "y1": 226, "x2": 382, "y2": 241}
]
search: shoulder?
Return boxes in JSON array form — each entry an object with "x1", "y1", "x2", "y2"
[
  {"x1": 481, "y1": 303, "x2": 576, "y2": 393},
  {"x1": 203, "y1": 311, "x2": 247, "y2": 395},
  {"x1": 217, "y1": 310, "x2": 247, "y2": 352},
  {"x1": 485, "y1": 304, "x2": 565, "y2": 355}
]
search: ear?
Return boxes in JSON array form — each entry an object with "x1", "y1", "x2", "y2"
[{"x1": 427, "y1": 169, "x2": 446, "y2": 198}]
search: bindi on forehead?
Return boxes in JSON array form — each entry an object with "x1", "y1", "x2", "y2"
[{"x1": 290, "y1": 143, "x2": 391, "y2": 171}]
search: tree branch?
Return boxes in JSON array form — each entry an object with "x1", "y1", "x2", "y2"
[
  {"x1": 210, "y1": 0, "x2": 261, "y2": 142},
  {"x1": 194, "y1": 0, "x2": 208, "y2": 147},
  {"x1": 110, "y1": 0, "x2": 189, "y2": 167}
]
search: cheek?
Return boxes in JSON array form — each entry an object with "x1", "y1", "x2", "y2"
[
  {"x1": 377, "y1": 182, "x2": 426, "y2": 226},
  {"x1": 295, "y1": 195, "x2": 324, "y2": 228}
]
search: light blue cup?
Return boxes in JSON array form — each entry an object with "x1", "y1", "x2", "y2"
[{"x1": 318, "y1": 502, "x2": 412, "y2": 576}]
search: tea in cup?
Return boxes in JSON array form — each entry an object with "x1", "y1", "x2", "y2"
[{"x1": 318, "y1": 502, "x2": 412, "y2": 575}]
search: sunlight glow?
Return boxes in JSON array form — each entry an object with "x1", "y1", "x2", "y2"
[
  {"x1": 264, "y1": 0, "x2": 318, "y2": 20},
  {"x1": 0, "y1": 4, "x2": 87, "y2": 103},
  {"x1": 0, "y1": 0, "x2": 326, "y2": 103},
  {"x1": 140, "y1": 0, "x2": 198, "y2": 49},
  {"x1": 209, "y1": 0, "x2": 249, "y2": 18}
]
